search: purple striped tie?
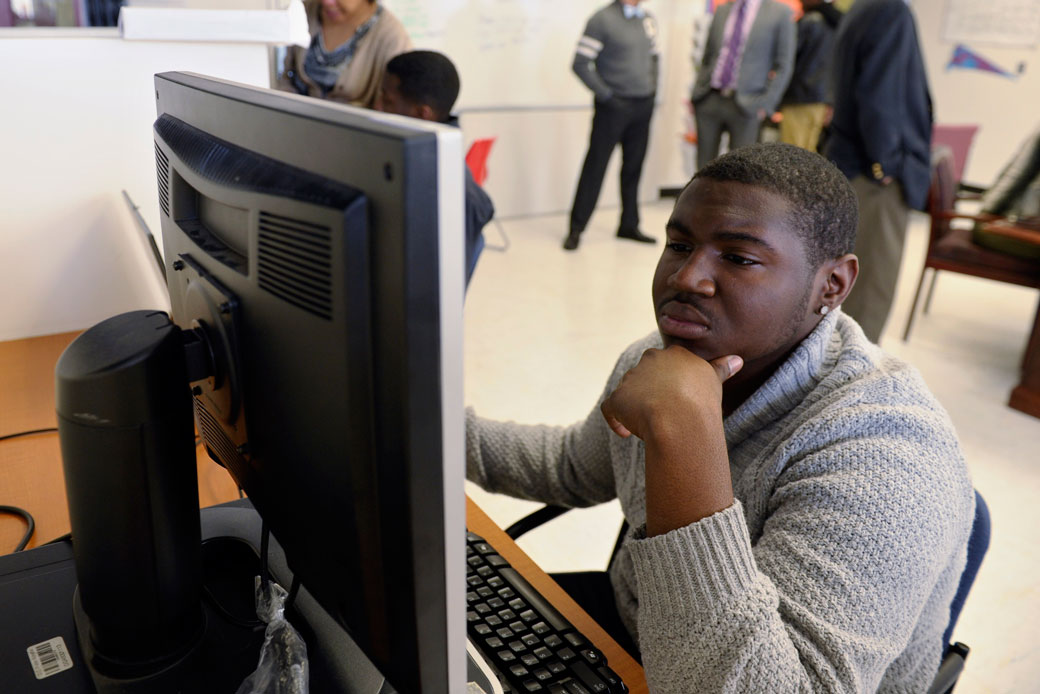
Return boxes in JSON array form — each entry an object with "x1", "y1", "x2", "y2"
[{"x1": 717, "y1": 0, "x2": 749, "y2": 90}]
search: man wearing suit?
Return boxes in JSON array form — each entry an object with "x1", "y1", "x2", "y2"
[
  {"x1": 691, "y1": 0, "x2": 795, "y2": 170},
  {"x1": 825, "y1": 0, "x2": 932, "y2": 343}
]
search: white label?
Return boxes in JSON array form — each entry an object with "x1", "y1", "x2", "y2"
[{"x1": 26, "y1": 637, "x2": 74, "y2": 679}]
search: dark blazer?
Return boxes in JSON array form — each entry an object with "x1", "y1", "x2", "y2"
[
  {"x1": 825, "y1": 0, "x2": 933, "y2": 210},
  {"x1": 691, "y1": 0, "x2": 796, "y2": 117}
]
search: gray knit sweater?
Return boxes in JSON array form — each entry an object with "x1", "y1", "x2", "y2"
[{"x1": 466, "y1": 310, "x2": 974, "y2": 693}]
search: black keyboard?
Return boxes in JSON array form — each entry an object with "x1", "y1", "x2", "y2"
[{"x1": 466, "y1": 531, "x2": 628, "y2": 694}]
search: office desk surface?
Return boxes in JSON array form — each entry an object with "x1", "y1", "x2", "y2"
[{"x1": 0, "y1": 330, "x2": 241, "y2": 553}]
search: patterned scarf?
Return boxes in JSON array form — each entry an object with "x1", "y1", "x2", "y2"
[{"x1": 297, "y1": 5, "x2": 383, "y2": 97}]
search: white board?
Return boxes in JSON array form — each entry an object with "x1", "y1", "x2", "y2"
[{"x1": 384, "y1": 0, "x2": 633, "y2": 110}]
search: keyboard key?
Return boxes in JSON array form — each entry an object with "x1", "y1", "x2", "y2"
[
  {"x1": 510, "y1": 620, "x2": 528, "y2": 634},
  {"x1": 474, "y1": 624, "x2": 492, "y2": 635},
  {"x1": 597, "y1": 666, "x2": 627, "y2": 694},
  {"x1": 498, "y1": 608, "x2": 517, "y2": 621},
  {"x1": 565, "y1": 681, "x2": 591, "y2": 694},
  {"x1": 486, "y1": 636, "x2": 503, "y2": 649},
  {"x1": 522, "y1": 634, "x2": 540, "y2": 647},
  {"x1": 521, "y1": 653, "x2": 539, "y2": 667},
  {"x1": 547, "y1": 661, "x2": 566, "y2": 674},
  {"x1": 534, "y1": 667, "x2": 553, "y2": 682},
  {"x1": 497, "y1": 650, "x2": 516, "y2": 663},
  {"x1": 579, "y1": 648, "x2": 603, "y2": 666},
  {"x1": 533, "y1": 646, "x2": 553, "y2": 660},
  {"x1": 510, "y1": 664, "x2": 529, "y2": 677},
  {"x1": 564, "y1": 633, "x2": 587, "y2": 648},
  {"x1": 486, "y1": 615, "x2": 503, "y2": 627},
  {"x1": 557, "y1": 647, "x2": 577, "y2": 662},
  {"x1": 509, "y1": 640, "x2": 527, "y2": 653},
  {"x1": 523, "y1": 680, "x2": 545, "y2": 692},
  {"x1": 572, "y1": 661, "x2": 609, "y2": 693},
  {"x1": 497, "y1": 627, "x2": 515, "y2": 640},
  {"x1": 544, "y1": 634, "x2": 563, "y2": 648}
]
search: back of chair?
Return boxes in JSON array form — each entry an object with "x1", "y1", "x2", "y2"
[
  {"x1": 465, "y1": 137, "x2": 497, "y2": 187},
  {"x1": 943, "y1": 490, "x2": 991, "y2": 648},
  {"x1": 932, "y1": 124, "x2": 979, "y2": 185},
  {"x1": 928, "y1": 146, "x2": 959, "y2": 242}
]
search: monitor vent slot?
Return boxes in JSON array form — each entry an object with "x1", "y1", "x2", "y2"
[
  {"x1": 257, "y1": 211, "x2": 333, "y2": 320},
  {"x1": 155, "y1": 144, "x2": 170, "y2": 218},
  {"x1": 194, "y1": 398, "x2": 243, "y2": 473}
]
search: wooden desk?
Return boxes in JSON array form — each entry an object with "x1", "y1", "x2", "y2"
[
  {"x1": 980, "y1": 218, "x2": 1040, "y2": 419},
  {"x1": 1, "y1": 331, "x2": 649, "y2": 692},
  {"x1": 0, "y1": 331, "x2": 240, "y2": 553}
]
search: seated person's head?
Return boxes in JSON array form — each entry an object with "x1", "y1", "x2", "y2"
[
  {"x1": 657, "y1": 143, "x2": 859, "y2": 396},
  {"x1": 378, "y1": 50, "x2": 460, "y2": 123}
]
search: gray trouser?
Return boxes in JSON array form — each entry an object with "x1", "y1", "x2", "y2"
[
  {"x1": 841, "y1": 175, "x2": 910, "y2": 343},
  {"x1": 694, "y1": 90, "x2": 762, "y2": 170}
]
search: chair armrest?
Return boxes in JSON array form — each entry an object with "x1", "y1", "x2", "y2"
[
  {"x1": 957, "y1": 182, "x2": 987, "y2": 198},
  {"x1": 926, "y1": 642, "x2": 970, "y2": 694},
  {"x1": 932, "y1": 210, "x2": 999, "y2": 223},
  {"x1": 504, "y1": 505, "x2": 571, "y2": 540}
]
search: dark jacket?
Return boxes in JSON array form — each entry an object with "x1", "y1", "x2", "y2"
[
  {"x1": 781, "y1": 5, "x2": 841, "y2": 105},
  {"x1": 825, "y1": 0, "x2": 933, "y2": 210}
]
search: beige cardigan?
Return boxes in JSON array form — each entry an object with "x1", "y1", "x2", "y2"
[{"x1": 278, "y1": 1, "x2": 411, "y2": 109}]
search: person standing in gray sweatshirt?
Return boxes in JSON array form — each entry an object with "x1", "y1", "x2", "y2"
[{"x1": 565, "y1": 0, "x2": 659, "y2": 251}]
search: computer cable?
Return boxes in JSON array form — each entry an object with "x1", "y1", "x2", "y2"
[
  {"x1": 259, "y1": 521, "x2": 271, "y2": 593},
  {"x1": 1, "y1": 428, "x2": 56, "y2": 552},
  {"x1": 0, "y1": 427, "x2": 59, "y2": 442},
  {"x1": 0, "y1": 504, "x2": 36, "y2": 552}
]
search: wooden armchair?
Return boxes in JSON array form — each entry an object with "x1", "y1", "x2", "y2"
[{"x1": 901, "y1": 147, "x2": 1040, "y2": 341}]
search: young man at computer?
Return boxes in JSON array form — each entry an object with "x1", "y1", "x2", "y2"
[
  {"x1": 466, "y1": 143, "x2": 975, "y2": 692},
  {"x1": 375, "y1": 49, "x2": 494, "y2": 288}
]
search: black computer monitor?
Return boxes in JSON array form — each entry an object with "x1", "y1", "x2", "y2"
[{"x1": 154, "y1": 72, "x2": 466, "y2": 694}]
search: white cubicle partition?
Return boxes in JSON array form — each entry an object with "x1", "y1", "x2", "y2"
[{"x1": 0, "y1": 17, "x2": 290, "y2": 342}]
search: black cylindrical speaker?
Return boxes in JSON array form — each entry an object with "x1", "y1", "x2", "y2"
[{"x1": 56, "y1": 310, "x2": 204, "y2": 677}]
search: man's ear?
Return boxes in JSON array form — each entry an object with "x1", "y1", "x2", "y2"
[
  {"x1": 818, "y1": 253, "x2": 858, "y2": 312},
  {"x1": 416, "y1": 103, "x2": 437, "y2": 121}
]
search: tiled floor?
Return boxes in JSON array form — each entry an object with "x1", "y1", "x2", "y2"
[{"x1": 462, "y1": 200, "x2": 1040, "y2": 693}]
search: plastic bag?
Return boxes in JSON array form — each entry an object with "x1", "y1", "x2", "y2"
[{"x1": 235, "y1": 578, "x2": 309, "y2": 694}]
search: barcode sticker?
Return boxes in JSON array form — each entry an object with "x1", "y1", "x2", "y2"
[{"x1": 26, "y1": 637, "x2": 73, "y2": 679}]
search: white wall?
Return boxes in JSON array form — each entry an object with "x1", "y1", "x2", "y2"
[
  {"x1": 914, "y1": 0, "x2": 1040, "y2": 185},
  {"x1": 0, "y1": 34, "x2": 270, "y2": 341}
]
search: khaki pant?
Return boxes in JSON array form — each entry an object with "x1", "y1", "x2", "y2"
[
  {"x1": 841, "y1": 176, "x2": 909, "y2": 343},
  {"x1": 779, "y1": 103, "x2": 828, "y2": 152}
]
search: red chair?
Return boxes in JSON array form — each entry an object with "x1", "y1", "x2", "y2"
[
  {"x1": 932, "y1": 124, "x2": 979, "y2": 187},
  {"x1": 465, "y1": 137, "x2": 509, "y2": 252}
]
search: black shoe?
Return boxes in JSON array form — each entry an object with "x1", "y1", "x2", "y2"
[
  {"x1": 563, "y1": 230, "x2": 581, "y2": 251},
  {"x1": 617, "y1": 229, "x2": 656, "y2": 244}
]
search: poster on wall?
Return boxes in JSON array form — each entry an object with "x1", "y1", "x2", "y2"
[{"x1": 942, "y1": 0, "x2": 1040, "y2": 47}]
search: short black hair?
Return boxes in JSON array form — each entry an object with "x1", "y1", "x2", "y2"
[
  {"x1": 692, "y1": 143, "x2": 858, "y2": 268},
  {"x1": 384, "y1": 50, "x2": 460, "y2": 122}
]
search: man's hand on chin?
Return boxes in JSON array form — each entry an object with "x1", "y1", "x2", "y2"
[{"x1": 601, "y1": 346, "x2": 743, "y2": 536}]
